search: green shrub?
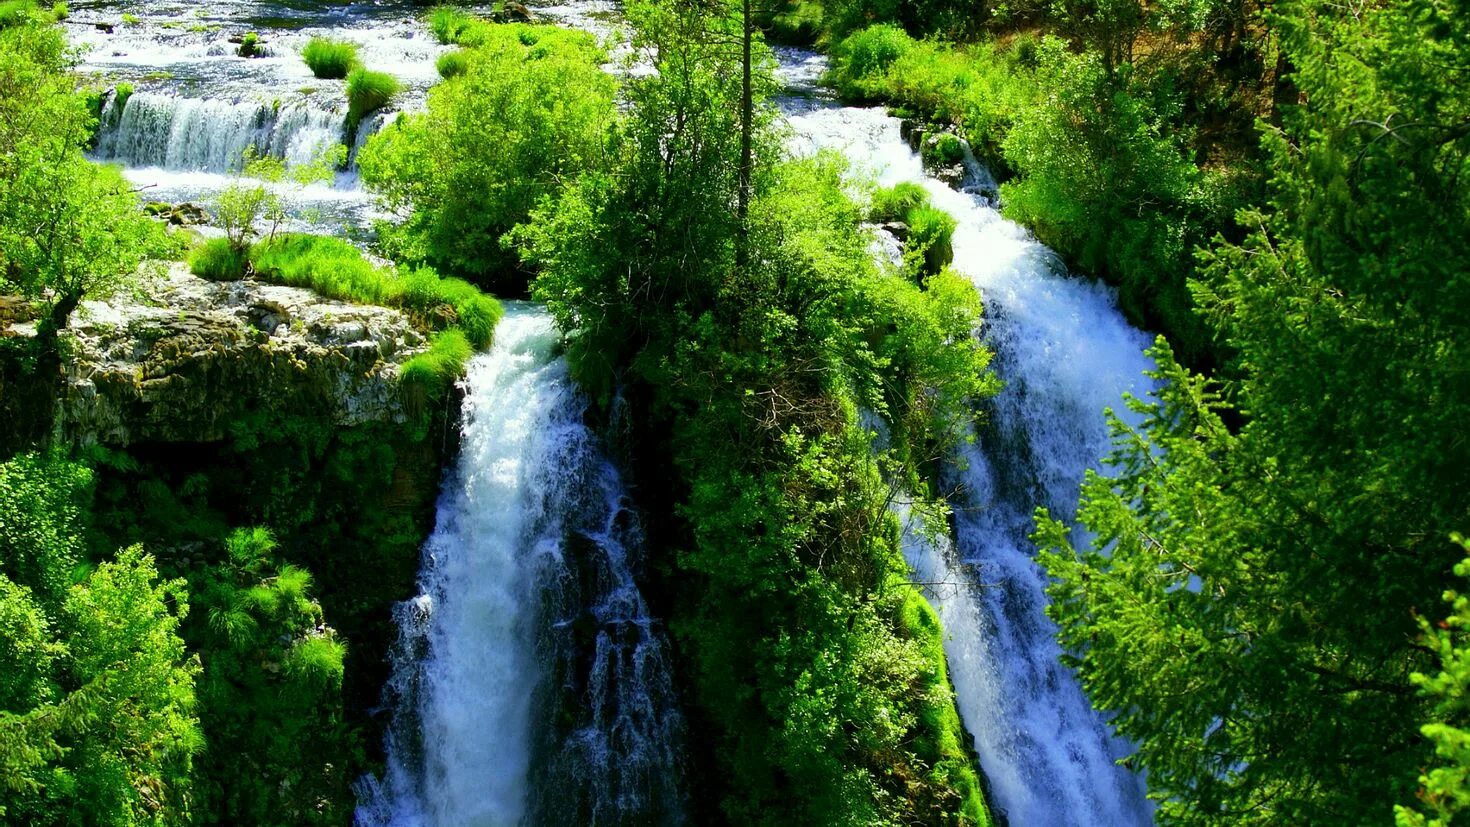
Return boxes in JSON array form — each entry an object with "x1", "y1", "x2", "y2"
[
  {"x1": 829, "y1": 24, "x2": 913, "y2": 98},
  {"x1": 301, "y1": 37, "x2": 358, "y2": 79},
  {"x1": 50, "y1": 1, "x2": 65, "y2": 20},
  {"x1": 870, "y1": 181, "x2": 929, "y2": 222},
  {"x1": 346, "y1": 68, "x2": 399, "y2": 125},
  {"x1": 113, "y1": 81, "x2": 134, "y2": 113},
  {"x1": 0, "y1": 0, "x2": 33, "y2": 27},
  {"x1": 358, "y1": 21, "x2": 614, "y2": 290},
  {"x1": 399, "y1": 328, "x2": 472, "y2": 397},
  {"x1": 435, "y1": 49, "x2": 471, "y2": 79},
  {"x1": 906, "y1": 204, "x2": 957, "y2": 276},
  {"x1": 237, "y1": 32, "x2": 259, "y2": 58},
  {"x1": 191, "y1": 237, "x2": 250, "y2": 281}
]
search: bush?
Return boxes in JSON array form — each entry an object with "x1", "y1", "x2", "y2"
[
  {"x1": 302, "y1": 37, "x2": 358, "y2": 79},
  {"x1": 435, "y1": 49, "x2": 471, "y2": 79},
  {"x1": 358, "y1": 20, "x2": 614, "y2": 289},
  {"x1": 829, "y1": 24, "x2": 913, "y2": 97},
  {"x1": 427, "y1": 6, "x2": 472, "y2": 44},
  {"x1": 346, "y1": 68, "x2": 399, "y2": 125},
  {"x1": 191, "y1": 237, "x2": 250, "y2": 281},
  {"x1": 925, "y1": 132, "x2": 965, "y2": 165}
]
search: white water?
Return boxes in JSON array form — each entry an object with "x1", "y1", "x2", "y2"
[
  {"x1": 782, "y1": 87, "x2": 1156, "y2": 825},
  {"x1": 357, "y1": 307, "x2": 683, "y2": 826}
]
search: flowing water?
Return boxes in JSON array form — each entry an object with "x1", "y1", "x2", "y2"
[
  {"x1": 68, "y1": 0, "x2": 463, "y2": 237},
  {"x1": 778, "y1": 56, "x2": 1157, "y2": 827},
  {"x1": 355, "y1": 307, "x2": 684, "y2": 826}
]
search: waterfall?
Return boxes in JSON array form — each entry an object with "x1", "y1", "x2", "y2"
[
  {"x1": 356, "y1": 306, "x2": 684, "y2": 827},
  {"x1": 95, "y1": 91, "x2": 345, "y2": 173},
  {"x1": 785, "y1": 99, "x2": 1156, "y2": 825}
]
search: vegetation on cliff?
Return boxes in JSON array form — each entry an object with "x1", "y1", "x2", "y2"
[{"x1": 517, "y1": 2, "x2": 997, "y2": 821}]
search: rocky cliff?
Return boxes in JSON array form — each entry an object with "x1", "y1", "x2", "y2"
[{"x1": 33, "y1": 263, "x2": 430, "y2": 446}]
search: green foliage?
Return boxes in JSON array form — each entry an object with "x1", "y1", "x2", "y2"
[
  {"x1": 301, "y1": 36, "x2": 358, "y2": 79},
  {"x1": 904, "y1": 204, "x2": 956, "y2": 277},
  {"x1": 924, "y1": 131, "x2": 964, "y2": 165},
  {"x1": 236, "y1": 31, "x2": 258, "y2": 58},
  {"x1": 868, "y1": 181, "x2": 928, "y2": 221},
  {"x1": 189, "y1": 528, "x2": 350, "y2": 824},
  {"x1": 827, "y1": 26, "x2": 1037, "y2": 166},
  {"x1": 188, "y1": 237, "x2": 248, "y2": 281},
  {"x1": 249, "y1": 233, "x2": 502, "y2": 348},
  {"x1": 1000, "y1": 36, "x2": 1222, "y2": 360},
  {"x1": 345, "y1": 67, "x2": 399, "y2": 126},
  {"x1": 1, "y1": 547, "x2": 201, "y2": 826},
  {"x1": 1397, "y1": 537, "x2": 1470, "y2": 827},
  {"x1": 427, "y1": 6, "x2": 474, "y2": 44},
  {"x1": 359, "y1": 20, "x2": 614, "y2": 290},
  {"x1": 0, "y1": 453, "x2": 92, "y2": 616},
  {"x1": 1038, "y1": 1, "x2": 1470, "y2": 810}
]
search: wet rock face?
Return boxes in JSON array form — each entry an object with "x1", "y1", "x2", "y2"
[{"x1": 56, "y1": 263, "x2": 428, "y2": 446}]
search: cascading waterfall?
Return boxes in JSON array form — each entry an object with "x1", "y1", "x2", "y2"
[
  {"x1": 356, "y1": 307, "x2": 684, "y2": 827},
  {"x1": 95, "y1": 91, "x2": 345, "y2": 172},
  {"x1": 783, "y1": 86, "x2": 1156, "y2": 825}
]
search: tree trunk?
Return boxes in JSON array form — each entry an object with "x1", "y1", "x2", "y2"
[{"x1": 736, "y1": 0, "x2": 753, "y2": 272}]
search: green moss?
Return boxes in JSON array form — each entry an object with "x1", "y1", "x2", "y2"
[
  {"x1": 237, "y1": 31, "x2": 260, "y2": 58},
  {"x1": 895, "y1": 584, "x2": 991, "y2": 825},
  {"x1": 926, "y1": 132, "x2": 966, "y2": 166},
  {"x1": 302, "y1": 37, "x2": 358, "y2": 79},
  {"x1": 190, "y1": 237, "x2": 249, "y2": 281}
]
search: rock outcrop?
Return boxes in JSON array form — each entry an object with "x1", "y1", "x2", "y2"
[{"x1": 40, "y1": 264, "x2": 428, "y2": 446}]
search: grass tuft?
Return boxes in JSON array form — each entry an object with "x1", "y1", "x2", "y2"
[
  {"x1": 346, "y1": 67, "x2": 399, "y2": 125},
  {"x1": 190, "y1": 237, "x2": 249, "y2": 281},
  {"x1": 302, "y1": 37, "x2": 358, "y2": 79}
]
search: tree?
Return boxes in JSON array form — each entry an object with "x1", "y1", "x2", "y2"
[
  {"x1": 1, "y1": 547, "x2": 201, "y2": 826},
  {"x1": 1397, "y1": 537, "x2": 1470, "y2": 827},
  {"x1": 0, "y1": 22, "x2": 167, "y2": 370},
  {"x1": 1037, "y1": 0, "x2": 1470, "y2": 820}
]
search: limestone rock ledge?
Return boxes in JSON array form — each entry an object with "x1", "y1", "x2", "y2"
[{"x1": 53, "y1": 264, "x2": 428, "y2": 446}]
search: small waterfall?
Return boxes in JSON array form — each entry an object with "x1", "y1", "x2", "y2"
[
  {"x1": 356, "y1": 307, "x2": 684, "y2": 826},
  {"x1": 95, "y1": 91, "x2": 344, "y2": 173},
  {"x1": 784, "y1": 95, "x2": 1155, "y2": 824}
]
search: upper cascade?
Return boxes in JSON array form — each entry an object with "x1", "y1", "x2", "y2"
[{"x1": 94, "y1": 91, "x2": 347, "y2": 173}]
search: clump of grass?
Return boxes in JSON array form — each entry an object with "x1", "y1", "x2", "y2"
[
  {"x1": 113, "y1": 81, "x2": 134, "y2": 113},
  {"x1": 346, "y1": 67, "x2": 399, "y2": 126},
  {"x1": 190, "y1": 237, "x2": 250, "y2": 281},
  {"x1": 427, "y1": 6, "x2": 474, "y2": 44},
  {"x1": 399, "y1": 328, "x2": 473, "y2": 397},
  {"x1": 302, "y1": 37, "x2": 358, "y2": 80},
  {"x1": 249, "y1": 233, "x2": 502, "y2": 349},
  {"x1": 122, "y1": 11, "x2": 141, "y2": 24},
  {"x1": 435, "y1": 49, "x2": 472, "y2": 79},
  {"x1": 869, "y1": 182, "x2": 929, "y2": 223}
]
